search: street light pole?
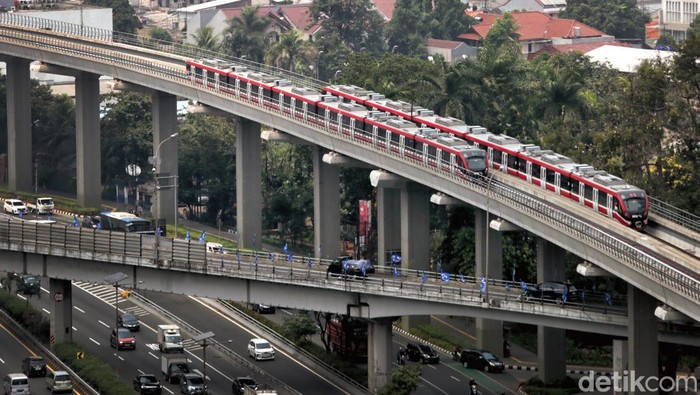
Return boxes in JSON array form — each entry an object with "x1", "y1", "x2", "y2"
[
  {"x1": 104, "y1": 272, "x2": 128, "y2": 366},
  {"x1": 151, "y1": 132, "x2": 179, "y2": 235},
  {"x1": 192, "y1": 332, "x2": 215, "y2": 385},
  {"x1": 484, "y1": 170, "x2": 497, "y2": 303}
]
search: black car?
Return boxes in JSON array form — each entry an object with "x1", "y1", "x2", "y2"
[
  {"x1": 21, "y1": 356, "x2": 46, "y2": 377},
  {"x1": 532, "y1": 281, "x2": 577, "y2": 302},
  {"x1": 82, "y1": 215, "x2": 101, "y2": 229},
  {"x1": 180, "y1": 373, "x2": 207, "y2": 395},
  {"x1": 460, "y1": 349, "x2": 505, "y2": 372},
  {"x1": 327, "y1": 255, "x2": 351, "y2": 275},
  {"x1": 133, "y1": 374, "x2": 162, "y2": 394},
  {"x1": 16, "y1": 275, "x2": 41, "y2": 295},
  {"x1": 232, "y1": 377, "x2": 258, "y2": 395},
  {"x1": 251, "y1": 304, "x2": 276, "y2": 314},
  {"x1": 119, "y1": 313, "x2": 141, "y2": 331},
  {"x1": 405, "y1": 342, "x2": 440, "y2": 364}
]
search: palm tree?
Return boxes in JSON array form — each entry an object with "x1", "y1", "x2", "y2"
[
  {"x1": 264, "y1": 29, "x2": 314, "y2": 72},
  {"x1": 222, "y1": 6, "x2": 268, "y2": 61},
  {"x1": 421, "y1": 60, "x2": 484, "y2": 122},
  {"x1": 190, "y1": 26, "x2": 220, "y2": 52}
]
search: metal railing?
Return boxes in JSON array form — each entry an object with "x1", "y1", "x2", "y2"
[
  {"x1": 0, "y1": 24, "x2": 698, "y2": 315},
  {"x1": 649, "y1": 196, "x2": 700, "y2": 235}
]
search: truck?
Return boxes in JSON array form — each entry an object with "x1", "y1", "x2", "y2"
[
  {"x1": 27, "y1": 197, "x2": 54, "y2": 215},
  {"x1": 326, "y1": 315, "x2": 367, "y2": 360},
  {"x1": 161, "y1": 354, "x2": 190, "y2": 384},
  {"x1": 157, "y1": 324, "x2": 184, "y2": 353},
  {"x1": 243, "y1": 384, "x2": 278, "y2": 395}
]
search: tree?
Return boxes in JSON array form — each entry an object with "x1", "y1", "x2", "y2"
[
  {"x1": 385, "y1": 0, "x2": 429, "y2": 56},
  {"x1": 688, "y1": 13, "x2": 700, "y2": 39},
  {"x1": 265, "y1": 29, "x2": 315, "y2": 72},
  {"x1": 222, "y1": 6, "x2": 269, "y2": 61},
  {"x1": 190, "y1": 26, "x2": 220, "y2": 52},
  {"x1": 559, "y1": 0, "x2": 650, "y2": 42},
  {"x1": 280, "y1": 311, "x2": 317, "y2": 343},
  {"x1": 85, "y1": 0, "x2": 141, "y2": 34},
  {"x1": 310, "y1": 0, "x2": 385, "y2": 54},
  {"x1": 427, "y1": 0, "x2": 474, "y2": 40},
  {"x1": 149, "y1": 27, "x2": 173, "y2": 43},
  {"x1": 377, "y1": 365, "x2": 422, "y2": 395}
]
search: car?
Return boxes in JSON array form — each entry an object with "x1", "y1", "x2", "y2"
[
  {"x1": 405, "y1": 342, "x2": 440, "y2": 364},
  {"x1": 118, "y1": 313, "x2": 141, "y2": 331},
  {"x1": 133, "y1": 374, "x2": 162, "y2": 394},
  {"x1": 4, "y1": 199, "x2": 26, "y2": 215},
  {"x1": 327, "y1": 255, "x2": 351, "y2": 275},
  {"x1": 247, "y1": 338, "x2": 275, "y2": 361},
  {"x1": 81, "y1": 215, "x2": 101, "y2": 229},
  {"x1": 232, "y1": 376, "x2": 258, "y2": 395},
  {"x1": 16, "y1": 275, "x2": 41, "y2": 296},
  {"x1": 3, "y1": 373, "x2": 29, "y2": 395},
  {"x1": 346, "y1": 259, "x2": 375, "y2": 275},
  {"x1": 179, "y1": 373, "x2": 207, "y2": 395},
  {"x1": 45, "y1": 371, "x2": 73, "y2": 394},
  {"x1": 21, "y1": 356, "x2": 46, "y2": 377},
  {"x1": 110, "y1": 327, "x2": 136, "y2": 350},
  {"x1": 532, "y1": 281, "x2": 578, "y2": 302},
  {"x1": 251, "y1": 304, "x2": 276, "y2": 314},
  {"x1": 460, "y1": 349, "x2": 505, "y2": 372}
]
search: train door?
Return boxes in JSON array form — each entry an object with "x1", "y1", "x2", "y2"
[
  {"x1": 578, "y1": 182, "x2": 585, "y2": 206},
  {"x1": 487, "y1": 148, "x2": 495, "y2": 171},
  {"x1": 592, "y1": 189, "x2": 599, "y2": 211},
  {"x1": 554, "y1": 173, "x2": 561, "y2": 195},
  {"x1": 324, "y1": 109, "x2": 330, "y2": 129},
  {"x1": 541, "y1": 166, "x2": 547, "y2": 190},
  {"x1": 606, "y1": 194, "x2": 614, "y2": 218},
  {"x1": 525, "y1": 162, "x2": 532, "y2": 183}
]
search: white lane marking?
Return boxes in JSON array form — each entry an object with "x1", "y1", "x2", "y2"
[
  {"x1": 98, "y1": 320, "x2": 110, "y2": 328},
  {"x1": 71, "y1": 327, "x2": 77, "y2": 332},
  {"x1": 162, "y1": 387, "x2": 174, "y2": 394},
  {"x1": 74, "y1": 306, "x2": 85, "y2": 313},
  {"x1": 0, "y1": 357, "x2": 5, "y2": 363},
  {"x1": 16, "y1": 294, "x2": 27, "y2": 301},
  {"x1": 89, "y1": 338, "x2": 101, "y2": 346},
  {"x1": 42, "y1": 308, "x2": 51, "y2": 315},
  {"x1": 148, "y1": 352, "x2": 159, "y2": 360},
  {"x1": 280, "y1": 308, "x2": 293, "y2": 316},
  {"x1": 451, "y1": 376, "x2": 461, "y2": 382}
]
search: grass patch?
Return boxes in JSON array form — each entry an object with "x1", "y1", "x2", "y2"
[{"x1": 408, "y1": 324, "x2": 476, "y2": 351}]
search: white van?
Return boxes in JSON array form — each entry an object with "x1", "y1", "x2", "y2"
[
  {"x1": 3, "y1": 373, "x2": 30, "y2": 395},
  {"x1": 206, "y1": 242, "x2": 226, "y2": 254}
]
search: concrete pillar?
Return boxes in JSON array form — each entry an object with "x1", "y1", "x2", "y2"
[
  {"x1": 613, "y1": 339, "x2": 628, "y2": 395},
  {"x1": 313, "y1": 146, "x2": 340, "y2": 259},
  {"x1": 474, "y1": 209, "x2": 504, "y2": 354},
  {"x1": 75, "y1": 72, "x2": 102, "y2": 208},
  {"x1": 367, "y1": 317, "x2": 393, "y2": 393},
  {"x1": 628, "y1": 286, "x2": 658, "y2": 395},
  {"x1": 377, "y1": 187, "x2": 400, "y2": 267},
  {"x1": 152, "y1": 92, "x2": 178, "y2": 227},
  {"x1": 235, "y1": 117, "x2": 262, "y2": 250},
  {"x1": 49, "y1": 278, "x2": 73, "y2": 344},
  {"x1": 6, "y1": 57, "x2": 32, "y2": 192},
  {"x1": 536, "y1": 238, "x2": 566, "y2": 382},
  {"x1": 400, "y1": 182, "x2": 431, "y2": 328}
]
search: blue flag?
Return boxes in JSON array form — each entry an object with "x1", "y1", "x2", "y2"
[
  {"x1": 562, "y1": 291, "x2": 568, "y2": 303},
  {"x1": 287, "y1": 253, "x2": 293, "y2": 263},
  {"x1": 185, "y1": 229, "x2": 190, "y2": 241},
  {"x1": 521, "y1": 280, "x2": 528, "y2": 291},
  {"x1": 220, "y1": 246, "x2": 225, "y2": 255},
  {"x1": 361, "y1": 264, "x2": 367, "y2": 276},
  {"x1": 460, "y1": 273, "x2": 465, "y2": 283},
  {"x1": 441, "y1": 272, "x2": 450, "y2": 283},
  {"x1": 391, "y1": 254, "x2": 401, "y2": 264},
  {"x1": 255, "y1": 254, "x2": 258, "y2": 266},
  {"x1": 342, "y1": 260, "x2": 349, "y2": 272},
  {"x1": 269, "y1": 252, "x2": 274, "y2": 262},
  {"x1": 19, "y1": 210, "x2": 23, "y2": 219},
  {"x1": 505, "y1": 282, "x2": 511, "y2": 292},
  {"x1": 422, "y1": 272, "x2": 427, "y2": 283},
  {"x1": 480, "y1": 276, "x2": 487, "y2": 293},
  {"x1": 97, "y1": 222, "x2": 102, "y2": 230},
  {"x1": 283, "y1": 243, "x2": 288, "y2": 253},
  {"x1": 156, "y1": 226, "x2": 161, "y2": 237},
  {"x1": 393, "y1": 266, "x2": 400, "y2": 276},
  {"x1": 581, "y1": 290, "x2": 586, "y2": 304},
  {"x1": 605, "y1": 292, "x2": 612, "y2": 306},
  {"x1": 73, "y1": 216, "x2": 79, "y2": 227},
  {"x1": 199, "y1": 231, "x2": 206, "y2": 243}
]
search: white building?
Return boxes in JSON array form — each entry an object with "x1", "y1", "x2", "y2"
[{"x1": 661, "y1": 0, "x2": 700, "y2": 41}]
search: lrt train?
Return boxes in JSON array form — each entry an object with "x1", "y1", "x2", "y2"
[
  {"x1": 184, "y1": 60, "x2": 647, "y2": 230},
  {"x1": 325, "y1": 84, "x2": 649, "y2": 230},
  {"x1": 186, "y1": 59, "x2": 487, "y2": 177}
]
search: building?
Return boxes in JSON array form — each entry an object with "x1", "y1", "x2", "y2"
[
  {"x1": 496, "y1": 0, "x2": 567, "y2": 16},
  {"x1": 660, "y1": 0, "x2": 699, "y2": 42},
  {"x1": 586, "y1": 44, "x2": 675, "y2": 73},
  {"x1": 424, "y1": 38, "x2": 475, "y2": 62},
  {"x1": 459, "y1": 11, "x2": 622, "y2": 59}
]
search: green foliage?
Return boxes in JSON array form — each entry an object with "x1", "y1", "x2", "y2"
[
  {"x1": 409, "y1": 324, "x2": 474, "y2": 350},
  {"x1": 280, "y1": 310, "x2": 317, "y2": 343},
  {"x1": 377, "y1": 364, "x2": 422, "y2": 395},
  {"x1": 0, "y1": 289, "x2": 50, "y2": 341},
  {"x1": 222, "y1": 6, "x2": 268, "y2": 61},
  {"x1": 310, "y1": 0, "x2": 385, "y2": 54},
  {"x1": 189, "y1": 26, "x2": 220, "y2": 52},
  {"x1": 265, "y1": 29, "x2": 315, "y2": 72},
  {"x1": 84, "y1": 0, "x2": 140, "y2": 34},
  {"x1": 559, "y1": 0, "x2": 650, "y2": 41},
  {"x1": 53, "y1": 343, "x2": 134, "y2": 395},
  {"x1": 149, "y1": 27, "x2": 173, "y2": 43}
]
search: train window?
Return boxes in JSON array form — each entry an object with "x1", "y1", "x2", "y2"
[
  {"x1": 239, "y1": 80, "x2": 248, "y2": 92},
  {"x1": 295, "y1": 99, "x2": 304, "y2": 112},
  {"x1": 341, "y1": 116, "x2": 353, "y2": 129},
  {"x1": 327, "y1": 110, "x2": 338, "y2": 123},
  {"x1": 414, "y1": 141, "x2": 423, "y2": 153},
  {"x1": 282, "y1": 94, "x2": 292, "y2": 106},
  {"x1": 570, "y1": 179, "x2": 579, "y2": 195},
  {"x1": 518, "y1": 158, "x2": 527, "y2": 173},
  {"x1": 441, "y1": 150, "x2": 451, "y2": 163},
  {"x1": 492, "y1": 150, "x2": 503, "y2": 165},
  {"x1": 584, "y1": 184, "x2": 594, "y2": 201},
  {"x1": 598, "y1": 191, "x2": 608, "y2": 206},
  {"x1": 390, "y1": 131, "x2": 401, "y2": 144},
  {"x1": 531, "y1": 164, "x2": 541, "y2": 179},
  {"x1": 560, "y1": 175, "x2": 571, "y2": 191},
  {"x1": 507, "y1": 155, "x2": 518, "y2": 169},
  {"x1": 546, "y1": 168, "x2": 556, "y2": 184},
  {"x1": 427, "y1": 145, "x2": 437, "y2": 158}
]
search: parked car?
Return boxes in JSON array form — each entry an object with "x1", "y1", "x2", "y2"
[
  {"x1": 110, "y1": 327, "x2": 136, "y2": 350},
  {"x1": 179, "y1": 373, "x2": 207, "y2": 395},
  {"x1": 232, "y1": 376, "x2": 258, "y2": 395},
  {"x1": 4, "y1": 199, "x2": 26, "y2": 215},
  {"x1": 405, "y1": 342, "x2": 440, "y2": 364},
  {"x1": 45, "y1": 371, "x2": 73, "y2": 394},
  {"x1": 133, "y1": 374, "x2": 162, "y2": 394},
  {"x1": 460, "y1": 349, "x2": 505, "y2": 372},
  {"x1": 251, "y1": 304, "x2": 276, "y2": 314},
  {"x1": 532, "y1": 281, "x2": 578, "y2": 302},
  {"x1": 247, "y1": 338, "x2": 275, "y2": 361},
  {"x1": 16, "y1": 275, "x2": 41, "y2": 296},
  {"x1": 21, "y1": 356, "x2": 46, "y2": 377},
  {"x1": 118, "y1": 313, "x2": 141, "y2": 331},
  {"x1": 327, "y1": 255, "x2": 351, "y2": 275}
]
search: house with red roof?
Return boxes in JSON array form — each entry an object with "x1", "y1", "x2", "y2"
[
  {"x1": 425, "y1": 38, "x2": 474, "y2": 63},
  {"x1": 459, "y1": 11, "x2": 624, "y2": 59}
]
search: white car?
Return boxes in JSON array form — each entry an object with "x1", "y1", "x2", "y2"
[
  {"x1": 4, "y1": 199, "x2": 27, "y2": 215},
  {"x1": 247, "y1": 338, "x2": 275, "y2": 361},
  {"x1": 46, "y1": 371, "x2": 73, "y2": 394}
]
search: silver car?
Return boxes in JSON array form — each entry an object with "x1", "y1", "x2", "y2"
[{"x1": 46, "y1": 371, "x2": 73, "y2": 394}]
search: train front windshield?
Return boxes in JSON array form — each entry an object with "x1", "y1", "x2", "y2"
[
  {"x1": 623, "y1": 197, "x2": 646, "y2": 214},
  {"x1": 466, "y1": 152, "x2": 487, "y2": 174}
]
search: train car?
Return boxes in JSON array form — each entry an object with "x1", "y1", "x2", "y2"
[{"x1": 271, "y1": 83, "x2": 324, "y2": 121}]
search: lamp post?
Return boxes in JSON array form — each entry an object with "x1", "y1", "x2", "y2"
[
  {"x1": 150, "y1": 132, "x2": 179, "y2": 235},
  {"x1": 316, "y1": 50, "x2": 324, "y2": 80},
  {"x1": 484, "y1": 170, "x2": 497, "y2": 303},
  {"x1": 192, "y1": 332, "x2": 215, "y2": 384},
  {"x1": 391, "y1": 45, "x2": 398, "y2": 53},
  {"x1": 104, "y1": 272, "x2": 128, "y2": 364}
]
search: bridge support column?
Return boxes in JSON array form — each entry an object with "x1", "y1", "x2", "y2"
[
  {"x1": 313, "y1": 146, "x2": 340, "y2": 259},
  {"x1": 629, "y1": 286, "x2": 658, "y2": 395},
  {"x1": 368, "y1": 317, "x2": 393, "y2": 393},
  {"x1": 152, "y1": 92, "x2": 178, "y2": 228},
  {"x1": 235, "y1": 117, "x2": 262, "y2": 250},
  {"x1": 76, "y1": 72, "x2": 102, "y2": 208},
  {"x1": 400, "y1": 182, "x2": 431, "y2": 329},
  {"x1": 613, "y1": 339, "x2": 628, "y2": 395},
  {"x1": 475, "y1": 209, "x2": 503, "y2": 354},
  {"x1": 536, "y1": 238, "x2": 566, "y2": 383},
  {"x1": 377, "y1": 186, "x2": 400, "y2": 266},
  {"x1": 49, "y1": 278, "x2": 73, "y2": 345},
  {"x1": 6, "y1": 57, "x2": 32, "y2": 192}
]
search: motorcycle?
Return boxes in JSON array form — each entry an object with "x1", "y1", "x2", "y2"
[
  {"x1": 469, "y1": 380, "x2": 478, "y2": 395},
  {"x1": 452, "y1": 346, "x2": 463, "y2": 361}
]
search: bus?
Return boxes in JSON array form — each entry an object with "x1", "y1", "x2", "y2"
[{"x1": 98, "y1": 212, "x2": 154, "y2": 234}]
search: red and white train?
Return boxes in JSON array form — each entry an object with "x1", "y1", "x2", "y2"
[{"x1": 185, "y1": 59, "x2": 648, "y2": 230}]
